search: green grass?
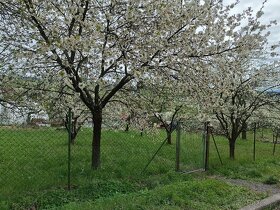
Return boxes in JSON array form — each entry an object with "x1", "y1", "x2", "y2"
[
  {"x1": 179, "y1": 131, "x2": 205, "y2": 171},
  {"x1": 208, "y1": 130, "x2": 280, "y2": 183},
  {"x1": 0, "y1": 126, "x2": 279, "y2": 209},
  {"x1": 57, "y1": 179, "x2": 265, "y2": 210},
  {"x1": 0, "y1": 127, "x2": 68, "y2": 198}
]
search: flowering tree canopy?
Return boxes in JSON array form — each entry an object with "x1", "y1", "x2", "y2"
[
  {"x1": 1, "y1": 0, "x2": 278, "y2": 167},
  {"x1": 187, "y1": 47, "x2": 280, "y2": 159},
  {"x1": 130, "y1": 76, "x2": 194, "y2": 144}
]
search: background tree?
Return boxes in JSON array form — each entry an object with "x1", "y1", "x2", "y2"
[
  {"x1": 190, "y1": 53, "x2": 280, "y2": 159},
  {"x1": 46, "y1": 90, "x2": 91, "y2": 144},
  {"x1": 131, "y1": 77, "x2": 194, "y2": 144},
  {"x1": 1, "y1": 0, "x2": 275, "y2": 168}
]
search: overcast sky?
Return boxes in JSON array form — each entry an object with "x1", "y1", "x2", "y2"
[{"x1": 224, "y1": 0, "x2": 280, "y2": 46}]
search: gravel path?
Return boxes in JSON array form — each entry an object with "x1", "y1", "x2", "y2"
[{"x1": 212, "y1": 176, "x2": 280, "y2": 195}]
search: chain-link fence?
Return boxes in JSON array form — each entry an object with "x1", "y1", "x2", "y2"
[
  {"x1": 175, "y1": 121, "x2": 206, "y2": 173},
  {"x1": 0, "y1": 126, "x2": 68, "y2": 200},
  {"x1": 205, "y1": 121, "x2": 280, "y2": 168},
  {"x1": 0, "y1": 108, "x2": 209, "y2": 202},
  {"x1": 70, "y1": 123, "x2": 178, "y2": 182}
]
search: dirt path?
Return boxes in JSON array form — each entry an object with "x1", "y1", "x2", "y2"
[{"x1": 212, "y1": 176, "x2": 280, "y2": 195}]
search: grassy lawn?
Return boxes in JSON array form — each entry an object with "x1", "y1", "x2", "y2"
[
  {"x1": 0, "y1": 126, "x2": 279, "y2": 209},
  {"x1": 57, "y1": 179, "x2": 265, "y2": 210},
  {"x1": 209, "y1": 129, "x2": 280, "y2": 183}
]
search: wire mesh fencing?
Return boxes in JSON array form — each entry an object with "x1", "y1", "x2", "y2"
[
  {"x1": 175, "y1": 121, "x2": 206, "y2": 173},
  {"x1": 204, "y1": 121, "x2": 280, "y2": 168},
  {"x1": 0, "y1": 108, "x2": 210, "y2": 201},
  {"x1": 68, "y1": 118, "x2": 280, "y2": 185},
  {"x1": 251, "y1": 123, "x2": 280, "y2": 158},
  {"x1": 70, "y1": 124, "x2": 178, "y2": 183},
  {"x1": 0, "y1": 125, "x2": 68, "y2": 199}
]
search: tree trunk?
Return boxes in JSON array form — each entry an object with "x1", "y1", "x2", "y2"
[
  {"x1": 71, "y1": 130, "x2": 78, "y2": 145},
  {"x1": 241, "y1": 122, "x2": 247, "y2": 140},
  {"x1": 65, "y1": 114, "x2": 78, "y2": 145},
  {"x1": 167, "y1": 131, "x2": 172, "y2": 144},
  {"x1": 26, "y1": 112, "x2": 32, "y2": 125},
  {"x1": 92, "y1": 108, "x2": 102, "y2": 170},
  {"x1": 241, "y1": 130, "x2": 246, "y2": 140},
  {"x1": 125, "y1": 123, "x2": 129, "y2": 132},
  {"x1": 241, "y1": 129, "x2": 247, "y2": 140},
  {"x1": 125, "y1": 115, "x2": 131, "y2": 132},
  {"x1": 229, "y1": 139, "x2": 236, "y2": 159}
]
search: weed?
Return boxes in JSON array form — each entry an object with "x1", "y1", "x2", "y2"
[{"x1": 263, "y1": 176, "x2": 279, "y2": 185}]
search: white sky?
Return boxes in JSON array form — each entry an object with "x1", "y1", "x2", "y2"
[{"x1": 224, "y1": 0, "x2": 280, "y2": 46}]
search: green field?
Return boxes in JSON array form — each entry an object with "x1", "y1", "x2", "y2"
[
  {"x1": 209, "y1": 129, "x2": 280, "y2": 182},
  {"x1": 0, "y1": 126, "x2": 279, "y2": 209}
]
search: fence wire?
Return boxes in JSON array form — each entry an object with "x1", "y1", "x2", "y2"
[
  {"x1": 0, "y1": 112, "x2": 208, "y2": 201},
  {"x1": 176, "y1": 121, "x2": 206, "y2": 173},
  {"x1": 71, "y1": 126, "x2": 176, "y2": 181},
  {"x1": 0, "y1": 126, "x2": 68, "y2": 199}
]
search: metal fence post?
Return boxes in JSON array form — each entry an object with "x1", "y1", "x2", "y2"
[
  {"x1": 175, "y1": 121, "x2": 181, "y2": 172},
  {"x1": 67, "y1": 108, "x2": 72, "y2": 190},
  {"x1": 253, "y1": 122, "x2": 256, "y2": 161},
  {"x1": 273, "y1": 131, "x2": 278, "y2": 156},
  {"x1": 211, "y1": 133, "x2": 223, "y2": 165},
  {"x1": 204, "y1": 122, "x2": 210, "y2": 171}
]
